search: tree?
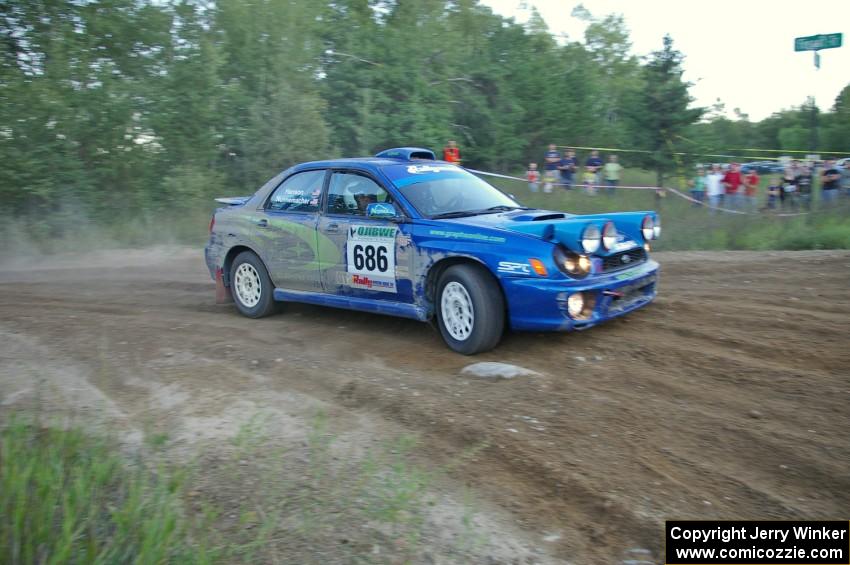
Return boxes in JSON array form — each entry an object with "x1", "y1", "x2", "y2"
[
  {"x1": 582, "y1": 14, "x2": 641, "y2": 148},
  {"x1": 627, "y1": 35, "x2": 703, "y2": 187}
]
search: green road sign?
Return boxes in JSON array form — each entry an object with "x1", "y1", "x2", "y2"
[{"x1": 795, "y1": 33, "x2": 842, "y2": 52}]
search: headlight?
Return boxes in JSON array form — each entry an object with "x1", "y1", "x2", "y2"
[
  {"x1": 641, "y1": 215, "x2": 655, "y2": 241},
  {"x1": 553, "y1": 246, "x2": 591, "y2": 279},
  {"x1": 567, "y1": 293, "x2": 584, "y2": 318},
  {"x1": 653, "y1": 216, "x2": 661, "y2": 239},
  {"x1": 601, "y1": 221, "x2": 617, "y2": 250},
  {"x1": 581, "y1": 224, "x2": 601, "y2": 253}
]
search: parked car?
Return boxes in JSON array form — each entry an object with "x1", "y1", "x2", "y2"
[
  {"x1": 205, "y1": 147, "x2": 660, "y2": 354},
  {"x1": 742, "y1": 161, "x2": 784, "y2": 174}
]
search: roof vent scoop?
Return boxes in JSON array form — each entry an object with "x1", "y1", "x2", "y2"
[{"x1": 374, "y1": 147, "x2": 436, "y2": 161}]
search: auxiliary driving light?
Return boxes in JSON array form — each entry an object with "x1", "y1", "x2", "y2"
[
  {"x1": 653, "y1": 217, "x2": 661, "y2": 239},
  {"x1": 601, "y1": 221, "x2": 618, "y2": 250},
  {"x1": 567, "y1": 293, "x2": 585, "y2": 318},
  {"x1": 581, "y1": 224, "x2": 601, "y2": 253},
  {"x1": 641, "y1": 215, "x2": 655, "y2": 241}
]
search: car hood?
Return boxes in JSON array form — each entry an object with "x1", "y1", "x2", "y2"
[{"x1": 437, "y1": 208, "x2": 656, "y2": 254}]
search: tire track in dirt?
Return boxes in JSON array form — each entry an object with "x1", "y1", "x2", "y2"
[{"x1": 1, "y1": 247, "x2": 848, "y2": 563}]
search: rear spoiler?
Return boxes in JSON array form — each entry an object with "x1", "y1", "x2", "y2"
[{"x1": 214, "y1": 196, "x2": 250, "y2": 206}]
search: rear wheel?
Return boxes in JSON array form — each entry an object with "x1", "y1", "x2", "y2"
[
  {"x1": 231, "y1": 251, "x2": 278, "y2": 318},
  {"x1": 436, "y1": 264, "x2": 505, "y2": 355}
]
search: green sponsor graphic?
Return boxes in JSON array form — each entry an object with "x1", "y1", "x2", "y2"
[
  {"x1": 267, "y1": 217, "x2": 341, "y2": 270},
  {"x1": 428, "y1": 229, "x2": 506, "y2": 243},
  {"x1": 615, "y1": 267, "x2": 640, "y2": 280},
  {"x1": 356, "y1": 226, "x2": 396, "y2": 239}
]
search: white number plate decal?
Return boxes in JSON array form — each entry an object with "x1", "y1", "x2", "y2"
[{"x1": 346, "y1": 225, "x2": 398, "y2": 293}]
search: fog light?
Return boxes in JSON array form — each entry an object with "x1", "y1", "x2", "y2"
[
  {"x1": 567, "y1": 293, "x2": 585, "y2": 318},
  {"x1": 578, "y1": 255, "x2": 592, "y2": 273}
]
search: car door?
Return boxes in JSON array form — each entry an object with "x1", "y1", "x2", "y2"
[
  {"x1": 253, "y1": 169, "x2": 326, "y2": 292},
  {"x1": 317, "y1": 170, "x2": 415, "y2": 303}
]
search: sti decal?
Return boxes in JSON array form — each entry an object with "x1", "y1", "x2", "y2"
[{"x1": 497, "y1": 261, "x2": 532, "y2": 275}]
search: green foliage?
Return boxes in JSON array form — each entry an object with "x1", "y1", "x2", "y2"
[
  {"x1": 627, "y1": 35, "x2": 704, "y2": 186},
  {"x1": 1, "y1": 0, "x2": 848, "y2": 252},
  {"x1": 0, "y1": 418, "x2": 210, "y2": 564}
]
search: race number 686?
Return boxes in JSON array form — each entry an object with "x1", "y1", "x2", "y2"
[{"x1": 353, "y1": 244, "x2": 389, "y2": 273}]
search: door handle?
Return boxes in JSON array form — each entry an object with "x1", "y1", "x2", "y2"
[
  {"x1": 256, "y1": 218, "x2": 268, "y2": 228},
  {"x1": 325, "y1": 223, "x2": 340, "y2": 233}
]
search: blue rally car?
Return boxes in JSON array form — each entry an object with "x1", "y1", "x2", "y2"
[{"x1": 205, "y1": 147, "x2": 660, "y2": 354}]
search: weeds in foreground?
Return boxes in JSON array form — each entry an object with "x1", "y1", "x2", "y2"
[
  {"x1": 0, "y1": 417, "x2": 212, "y2": 565},
  {"x1": 1, "y1": 411, "x2": 486, "y2": 564}
]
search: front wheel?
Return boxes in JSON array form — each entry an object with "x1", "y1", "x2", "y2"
[
  {"x1": 436, "y1": 264, "x2": 505, "y2": 355},
  {"x1": 230, "y1": 251, "x2": 278, "y2": 318}
]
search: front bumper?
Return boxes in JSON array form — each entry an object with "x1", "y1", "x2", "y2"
[{"x1": 502, "y1": 259, "x2": 659, "y2": 331}]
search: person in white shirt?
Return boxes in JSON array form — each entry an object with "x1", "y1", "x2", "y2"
[{"x1": 704, "y1": 164, "x2": 726, "y2": 213}]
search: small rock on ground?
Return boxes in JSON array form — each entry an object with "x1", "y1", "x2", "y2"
[{"x1": 461, "y1": 362, "x2": 540, "y2": 379}]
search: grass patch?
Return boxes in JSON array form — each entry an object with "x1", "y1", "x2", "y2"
[
  {"x1": 0, "y1": 417, "x2": 211, "y2": 564},
  {"x1": 1, "y1": 412, "x2": 487, "y2": 564}
]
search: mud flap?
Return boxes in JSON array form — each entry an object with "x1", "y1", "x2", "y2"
[{"x1": 215, "y1": 268, "x2": 233, "y2": 304}]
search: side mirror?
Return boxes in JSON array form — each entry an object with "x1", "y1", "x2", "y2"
[{"x1": 366, "y1": 202, "x2": 403, "y2": 222}]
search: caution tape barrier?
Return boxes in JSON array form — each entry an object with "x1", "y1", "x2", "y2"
[{"x1": 464, "y1": 168, "x2": 810, "y2": 217}]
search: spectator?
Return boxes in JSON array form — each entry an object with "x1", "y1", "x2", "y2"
[
  {"x1": 526, "y1": 162, "x2": 540, "y2": 193},
  {"x1": 557, "y1": 148, "x2": 577, "y2": 190},
  {"x1": 820, "y1": 158, "x2": 841, "y2": 206},
  {"x1": 585, "y1": 149, "x2": 603, "y2": 187},
  {"x1": 742, "y1": 167, "x2": 760, "y2": 211},
  {"x1": 543, "y1": 144, "x2": 560, "y2": 194},
  {"x1": 705, "y1": 164, "x2": 725, "y2": 213},
  {"x1": 722, "y1": 163, "x2": 743, "y2": 208},
  {"x1": 582, "y1": 167, "x2": 597, "y2": 196},
  {"x1": 780, "y1": 161, "x2": 800, "y2": 210},
  {"x1": 766, "y1": 176, "x2": 781, "y2": 210},
  {"x1": 842, "y1": 160, "x2": 850, "y2": 198},
  {"x1": 797, "y1": 165, "x2": 813, "y2": 211},
  {"x1": 689, "y1": 166, "x2": 707, "y2": 206},
  {"x1": 602, "y1": 154, "x2": 622, "y2": 195},
  {"x1": 442, "y1": 140, "x2": 461, "y2": 164}
]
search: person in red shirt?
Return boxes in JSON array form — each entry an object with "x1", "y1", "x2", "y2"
[
  {"x1": 442, "y1": 140, "x2": 461, "y2": 164},
  {"x1": 742, "y1": 168, "x2": 760, "y2": 211},
  {"x1": 526, "y1": 162, "x2": 540, "y2": 193},
  {"x1": 723, "y1": 163, "x2": 743, "y2": 208}
]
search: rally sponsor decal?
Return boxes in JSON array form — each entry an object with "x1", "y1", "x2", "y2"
[
  {"x1": 346, "y1": 225, "x2": 398, "y2": 293},
  {"x1": 349, "y1": 274, "x2": 396, "y2": 292},
  {"x1": 406, "y1": 164, "x2": 456, "y2": 174},
  {"x1": 367, "y1": 202, "x2": 395, "y2": 217},
  {"x1": 428, "y1": 229, "x2": 506, "y2": 243},
  {"x1": 612, "y1": 240, "x2": 637, "y2": 252},
  {"x1": 615, "y1": 269, "x2": 638, "y2": 280}
]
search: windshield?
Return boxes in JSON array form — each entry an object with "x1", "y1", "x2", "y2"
[{"x1": 383, "y1": 163, "x2": 519, "y2": 218}]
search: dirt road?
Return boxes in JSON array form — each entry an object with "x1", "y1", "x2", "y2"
[{"x1": 2, "y1": 247, "x2": 849, "y2": 563}]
